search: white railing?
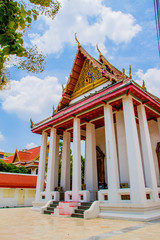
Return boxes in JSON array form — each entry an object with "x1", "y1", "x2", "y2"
[
  {"x1": 65, "y1": 190, "x2": 90, "y2": 202},
  {"x1": 98, "y1": 187, "x2": 154, "y2": 202}
]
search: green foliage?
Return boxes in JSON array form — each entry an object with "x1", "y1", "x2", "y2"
[
  {"x1": 0, "y1": 0, "x2": 60, "y2": 86},
  {"x1": 0, "y1": 159, "x2": 29, "y2": 174},
  {"x1": 18, "y1": 46, "x2": 46, "y2": 73},
  {"x1": 58, "y1": 142, "x2": 85, "y2": 189}
]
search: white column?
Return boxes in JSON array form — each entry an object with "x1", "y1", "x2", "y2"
[
  {"x1": 85, "y1": 122, "x2": 98, "y2": 201},
  {"x1": 46, "y1": 127, "x2": 59, "y2": 201},
  {"x1": 137, "y1": 104, "x2": 158, "y2": 201},
  {"x1": 123, "y1": 96, "x2": 146, "y2": 203},
  {"x1": 158, "y1": 118, "x2": 160, "y2": 137},
  {"x1": 35, "y1": 131, "x2": 48, "y2": 202},
  {"x1": 55, "y1": 134, "x2": 60, "y2": 188},
  {"x1": 116, "y1": 111, "x2": 129, "y2": 184},
  {"x1": 72, "y1": 117, "x2": 81, "y2": 201},
  {"x1": 61, "y1": 131, "x2": 71, "y2": 191},
  {"x1": 104, "y1": 104, "x2": 120, "y2": 203}
]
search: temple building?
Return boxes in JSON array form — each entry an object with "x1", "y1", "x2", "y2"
[
  {"x1": 32, "y1": 40, "x2": 160, "y2": 220},
  {"x1": 3, "y1": 147, "x2": 41, "y2": 174}
]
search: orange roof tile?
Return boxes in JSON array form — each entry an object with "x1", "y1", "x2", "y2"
[
  {"x1": 17, "y1": 146, "x2": 40, "y2": 162},
  {"x1": 0, "y1": 172, "x2": 38, "y2": 188},
  {"x1": 4, "y1": 155, "x2": 14, "y2": 164},
  {"x1": 3, "y1": 146, "x2": 40, "y2": 164}
]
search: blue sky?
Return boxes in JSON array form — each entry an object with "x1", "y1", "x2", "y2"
[{"x1": 0, "y1": 0, "x2": 160, "y2": 153}]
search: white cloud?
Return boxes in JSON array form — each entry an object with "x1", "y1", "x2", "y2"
[
  {"x1": 30, "y1": 0, "x2": 141, "y2": 55},
  {"x1": 0, "y1": 132, "x2": 4, "y2": 141},
  {"x1": 135, "y1": 68, "x2": 160, "y2": 98},
  {"x1": 0, "y1": 75, "x2": 62, "y2": 121},
  {"x1": 25, "y1": 142, "x2": 38, "y2": 149}
]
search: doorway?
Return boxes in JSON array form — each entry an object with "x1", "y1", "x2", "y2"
[
  {"x1": 18, "y1": 189, "x2": 25, "y2": 205},
  {"x1": 96, "y1": 146, "x2": 106, "y2": 189}
]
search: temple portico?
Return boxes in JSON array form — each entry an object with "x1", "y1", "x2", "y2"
[{"x1": 32, "y1": 43, "x2": 160, "y2": 220}]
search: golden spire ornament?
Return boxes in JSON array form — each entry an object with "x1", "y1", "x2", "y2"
[
  {"x1": 129, "y1": 65, "x2": 132, "y2": 79},
  {"x1": 142, "y1": 80, "x2": 147, "y2": 91},
  {"x1": 30, "y1": 118, "x2": 34, "y2": 128},
  {"x1": 122, "y1": 68, "x2": 125, "y2": 78},
  {"x1": 52, "y1": 105, "x2": 55, "y2": 115}
]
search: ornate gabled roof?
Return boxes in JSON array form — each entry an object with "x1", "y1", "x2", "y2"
[
  {"x1": 56, "y1": 45, "x2": 125, "y2": 112},
  {"x1": 31, "y1": 41, "x2": 160, "y2": 134},
  {"x1": 4, "y1": 146, "x2": 40, "y2": 165},
  {"x1": 96, "y1": 45, "x2": 123, "y2": 78}
]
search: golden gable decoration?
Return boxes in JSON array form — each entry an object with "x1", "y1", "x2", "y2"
[{"x1": 71, "y1": 59, "x2": 105, "y2": 99}]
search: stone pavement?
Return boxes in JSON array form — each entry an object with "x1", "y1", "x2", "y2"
[{"x1": 0, "y1": 208, "x2": 160, "y2": 240}]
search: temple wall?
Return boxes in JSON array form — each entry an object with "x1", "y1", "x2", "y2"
[
  {"x1": 148, "y1": 120, "x2": 160, "y2": 186},
  {"x1": 0, "y1": 188, "x2": 36, "y2": 208}
]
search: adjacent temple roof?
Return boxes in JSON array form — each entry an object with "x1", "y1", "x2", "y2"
[{"x1": 4, "y1": 146, "x2": 40, "y2": 167}]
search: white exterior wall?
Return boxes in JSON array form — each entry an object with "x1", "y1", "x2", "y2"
[
  {"x1": 0, "y1": 188, "x2": 36, "y2": 208},
  {"x1": 148, "y1": 120, "x2": 160, "y2": 186}
]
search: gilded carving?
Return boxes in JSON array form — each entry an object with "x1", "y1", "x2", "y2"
[{"x1": 74, "y1": 59, "x2": 102, "y2": 93}]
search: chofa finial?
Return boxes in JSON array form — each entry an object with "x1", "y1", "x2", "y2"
[
  {"x1": 62, "y1": 84, "x2": 65, "y2": 94},
  {"x1": 142, "y1": 80, "x2": 147, "y2": 91},
  {"x1": 75, "y1": 33, "x2": 81, "y2": 48},
  {"x1": 129, "y1": 65, "x2": 132, "y2": 79},
  {"x1": 52, "y1": 105, "x2": 55, "y2": 115},
  {"x1": 122, "y1": 68, "x2": 125, "y2": 78},
  {"x1": 96, "y1": 44, "x2": 102, "y2": 57},
  {"x1": 30, "y1": 118, "x2": 34, "y2": 128}
]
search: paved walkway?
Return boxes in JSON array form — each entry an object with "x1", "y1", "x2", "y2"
[{"x1": 0, "y1": 208, "x2": 160, "y2": 240}]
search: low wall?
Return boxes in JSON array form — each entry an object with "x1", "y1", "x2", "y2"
[{"x1": 0, "y1": 188, "x2": 36, "y2": 208}]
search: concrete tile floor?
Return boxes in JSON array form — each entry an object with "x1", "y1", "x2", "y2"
[{"x1": 0, "y1": 208, "x2": 160, "y2": 240}]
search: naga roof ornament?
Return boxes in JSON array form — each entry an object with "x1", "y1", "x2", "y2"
[
  {"x1": 142, "y1": 80, "x2": 147, "y2": 91},
  {"x1": 30, "y1": 118, "x2": 34, "y2": 128},
  {"x1": 129, "y1": 65, "x2": 132, "y2": 79},
  {"x1": 75, "y1": 33, "x2": 81, "y2": 48},
  {"x1": 96, "y1": 44, "x2": 103, "y2": 57}
]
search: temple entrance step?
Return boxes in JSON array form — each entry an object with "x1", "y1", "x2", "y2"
[
  {"x1": 71, "y1": 202, "x2": 93, "y2": 218},
  {"x1": 43, "y1": 201, "x2": 59, "y2": 215}
]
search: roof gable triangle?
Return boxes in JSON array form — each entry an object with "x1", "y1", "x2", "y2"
[
  {"x1": 71, "y1": 58, "x2": 103, "y2": 99},
  {"x1": 12, "y1": 149, "x2": 20, "y2": 163}
]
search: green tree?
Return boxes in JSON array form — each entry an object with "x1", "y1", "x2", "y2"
[
  {"x1": 58, "y1": 142, "x2": 85, "y2": 190},
  {"x1": 0, "y1": 159, "x2": 29, "y2": 173},
  {"x1": 0, "y1": 0, "x2": 60, "y2": 88}
]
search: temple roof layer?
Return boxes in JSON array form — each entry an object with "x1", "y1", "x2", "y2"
[
  {"x1": 4, "y1": 146, "x2": 40, "y2": 166},
  {"x1": 31, "y1": 45, "x2": 160, "y2": 137},
  {"x1": 0, "y1": 172, "x2": 38, "y2": 188},
  {"x1": 56, "y1": 45, "x2": 125, "y2": 112}
]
